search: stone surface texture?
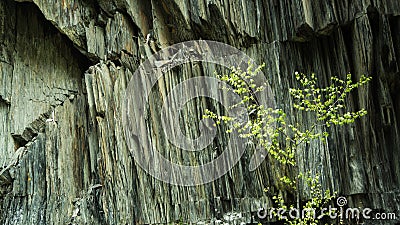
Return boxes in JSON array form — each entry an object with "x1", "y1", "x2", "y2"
[{"x1": 0, "y1": 0, "x2": 399, "y2": 224}]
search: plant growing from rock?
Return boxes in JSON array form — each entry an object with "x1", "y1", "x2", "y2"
[{"x1": 204, "y1": 63, "x2": 371, "y2": 224}]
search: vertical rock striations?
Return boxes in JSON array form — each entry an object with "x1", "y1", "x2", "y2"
[{"x1": 0, "y1": 0, "x2": 399, "y2": 224}]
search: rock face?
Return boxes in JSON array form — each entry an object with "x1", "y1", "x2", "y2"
[{"x1": 0, "y1": 0, "x2": 399, "y2": 224}]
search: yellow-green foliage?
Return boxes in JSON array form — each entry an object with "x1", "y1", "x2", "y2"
[{"x1": 204, "y1": 62, "x2": 371, "y2": 224}]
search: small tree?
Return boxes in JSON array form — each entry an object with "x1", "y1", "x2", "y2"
[{"x1": 204, "y1": 63, "x2": 371, "y2": 224}]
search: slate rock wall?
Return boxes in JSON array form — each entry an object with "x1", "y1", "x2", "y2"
[{"x1": 0, "y1": 0, "x2": 399, "y2": 224}]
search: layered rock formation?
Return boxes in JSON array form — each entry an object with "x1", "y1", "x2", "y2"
[{"x1": 0, "y1": 0, "x2": 399, "y2": 224}]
